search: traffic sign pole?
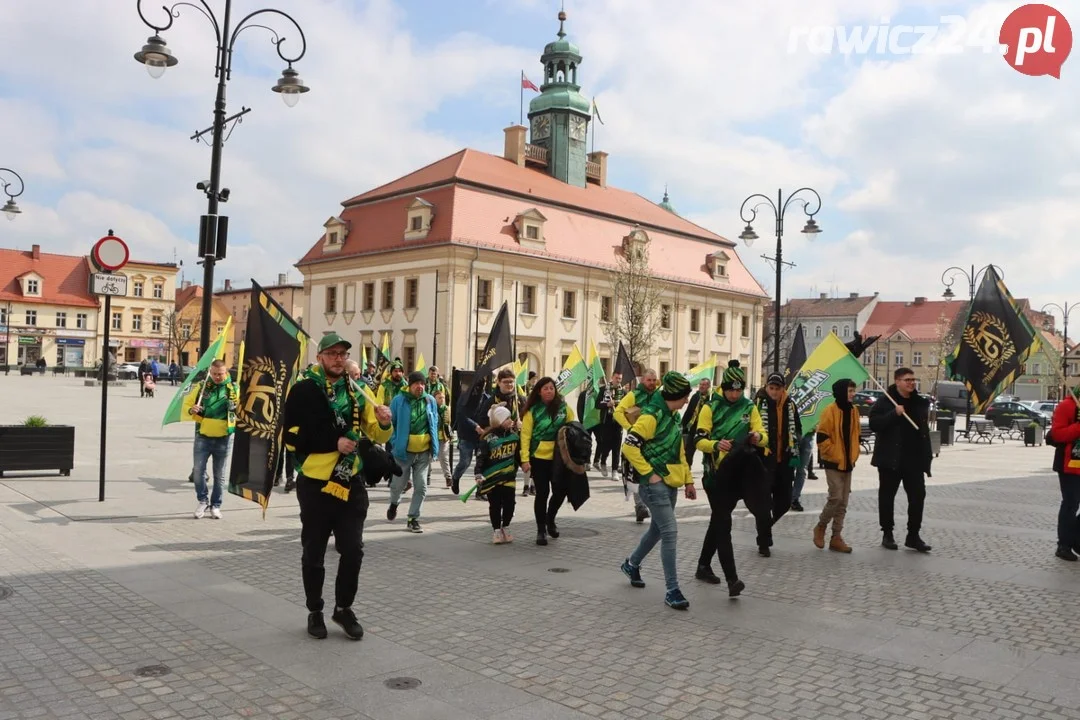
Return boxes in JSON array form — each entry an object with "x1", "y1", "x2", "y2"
[
  {"x1": 99, "y1": 294, "x2": 110, "y2": 502},
  {"x1": 91, "y1": 229, "x2": 128, "y2": 503}
]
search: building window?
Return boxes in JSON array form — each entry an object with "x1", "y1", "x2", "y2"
[
  {"x1": 26, "y1": 279, "x2": 38, "y2": 294},
  {"x1": 382, "y1": 281, "x2": 394, "y2": 310},
  {"x1": 525, "y1": 224, "x2": 540, "y2": 240},
  {"x1": 876, "y1": 376, "x2": 885, "y2": 387},
  {"x1": 134, "y1": 281, "x2": 144, "y2": 298},
  {"x1": 894, "y1": 351, "x2": 904, "y2": 366},
  {"x1": 660, "y1": 304, "x2": 672, "y2": 330},
  {"x1": 326, "y1": 285, "x2": 337, "y2": 313},
  {"x1": 476, "y1": 279, "x2": 492, "y2": 311},
  {"x1": 153, "y1": 283, "x2": 164, "y2": 299},
  {"x1": 815, "y1": 325, "x2": 822, "y2": 339},
  {"x1": 830, "y1": 325, "x2": 838, "y2": 336},
  {"x1": 56, "y1": 346, "x2": 64, "y2": 365},
  {"x1": 562, "y1": 290, "x2": 577, "y2": 319},
  {"x1": 912, "y1": 351, "x2": 922, "y2": 366},
  {"x1": 132, "y1": 314, "x2": 143, "y2": 332},
  {"x1": 55, "y1": 311, "x2": 67, "y2": 328},
  {"x1": 659, "y1": 360, "x2": 670, "y2": 375},
  {"x1": 151, "y1": 315, "x2": 162, "y2": 332},
  {"x1": 600, "y1": 295, "x2": 613, "y2": 323},
  {"x1": 182, "y1": 323, "x2": 191, "y2": 337},
  {"x1": 403, "y1": 346, "x2": 416, "y2": 371},
  {"x1": 405, "y1": 278, "x2": 419, "y2": 309},
  {"x1": 690, "y1": 308, "x2": 700, "y2": 333},
  {"x1": 876, "y1": 351, "x2": 886, "y2": 365},
  {"x1": 522, "y1": 285, "x2": 537, "y2": 315},
  {"x1": 111, "y1": 312, "x2": 122, "y2": 330},
  {"x1": 25, "y1": 310, "x2": 37, "y2": 326},
  {"x1": 363, "y1": 282, "x2": 375, "y2": 312},
  {"x1": 560, "y1": 353, "x2": 570, "y2": 370},
  {"x1": 410, "y1": 215, "x2": 423, "y2": 232},
  {"x1": 328, "y1": 230, "x2": 340, "y2": 245},
  {"x1": 716, "y1": 312, "x2": 727, "y2": 335},
  {"x1": 741, "y1": 315, "x2": 750, "y2": 338},
  {"x1": 0, "y1": 307, "x2": 5, "y2": 325},
  {"x1": 1032, "y1": 362, "x2": 1042, "y2": 374},
  {"x1": 74, "y1": 313, "x2": 87, "y2": 329}
]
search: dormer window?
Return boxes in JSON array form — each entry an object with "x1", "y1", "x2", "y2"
[
  {"x1": 514, "y1": 208, "x2": 547, "y2": 250},
  {"x1": 622, "y1": 227, "x2": 649, "y2": 260},
  {"x1": 708, "y1": 250, "x2": 730, "y2": 281},
  {"x1": 19, "y1": 272, "x2": 43, "y2": 297},
  {"x1": 404, "y1": 197, "x2": 434, "y2": 241},
  {"x1": 322, "y1": 216, "x2": 349, "y2": 253},
  {"x1": 27, "y1": 279, "x2": 39, "y2": 294}
]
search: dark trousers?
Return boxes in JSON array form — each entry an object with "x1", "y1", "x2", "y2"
[
  {"x1": 590, "y1": 427, "x2": 604, "y2": 464},
  {"x1": 698, "y1": 470, "x2": 771, "y2": 581},
  {"x1": 297, "y1": 476, "x2": 368, "y2": 613},
  {"x1": 1058, "y1": 473, "x2": 1080, "y2": 549},
  {"x1": 878, "y1": 467, "x2": 926, "y2": 535},
  {"x1": 683, "y1": 433, "x2": 697, "y2": 470},
  {"x1": 486, "y1": 484, "x2": 516, "y2": 529},
  {"x1": 771, "y1": 462, "x2": 795, "y2": 525},
  {"x1": 597, "y1": 423, "x2": 620, "y2": 466},
  {"x1": 531, "y1": 459, "x2": 566, "y2": 531},
  {"x1": 275, "y1": 449, "x2": 296, "y2": 482}
]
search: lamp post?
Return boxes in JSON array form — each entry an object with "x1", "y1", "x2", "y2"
[
  {"x1": 1041, "y1": 301, "x2": 1079, "y2": 400},
  {"x1": 0, "y1": 168, "x2": 25, "y2": 220},
  {"x1": 738, "y1": 188, "x2": 823, "y2": 374},
  {"x1": 940, "y1": 264, "x2": 1004, "y2": 432},
  {"x1": 134, "y1": 0, "x2": 309, "y2": 354}
]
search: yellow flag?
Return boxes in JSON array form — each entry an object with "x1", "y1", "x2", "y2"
[{"x1": 416, "y1": 352, "x2": 426, "y2": 374}]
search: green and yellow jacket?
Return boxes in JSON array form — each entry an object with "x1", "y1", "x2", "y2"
[
  {"x1": 476, "y1": 428, "x2": 520, "y2": 494},
  {"x1": 622, "y1": 400, "x2": 693, "y2": 488},
  {"x1": 695, "y1": 392, "x2": 768, "y2": 487},
  {"x1": 191, "y1": 379, "x2": 239, "y2": 438},
  {"x1": 613, "y1": 383, "x2": 658, "y2": 430},
  {"x1": 377, "y1": 376, "x2": 408, "y2": 406}
]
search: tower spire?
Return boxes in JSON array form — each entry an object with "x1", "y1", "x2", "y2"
[{"x1": 557, "y1": 3, "x2": 567, "y2": 39}]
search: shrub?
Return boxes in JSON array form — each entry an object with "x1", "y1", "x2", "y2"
[{"x1": 23, "y1": 415, "x2": 48, "y2": 427}]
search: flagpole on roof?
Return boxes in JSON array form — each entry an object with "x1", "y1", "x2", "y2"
[{"x1": 520, "y1": 70, "x2": 524, "y2": 126}]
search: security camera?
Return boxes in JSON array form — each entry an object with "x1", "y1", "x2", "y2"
[
  {"x1": 196, "y1": 180, "x2": 210, "y2": 191},
  {"x1": 218, "y1": 188, "x2": 230, "y2": 202}
]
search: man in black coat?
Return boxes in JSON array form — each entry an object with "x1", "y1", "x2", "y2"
[
  {"x1": 681, "y1": 378, "x2": 712, "y2": 470},
  {"x1": 869, "y1": 367, "x2": 933, "y2": 553}
]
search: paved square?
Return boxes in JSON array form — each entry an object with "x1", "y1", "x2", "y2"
[{"x1": 1, "y1": 376, "x2": 1079, "y2": 719}]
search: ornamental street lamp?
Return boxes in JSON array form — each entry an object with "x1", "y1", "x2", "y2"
[
  {"x1": 0, "y1": 168, "x2": 25, "y2": 220},
  {"x1": 1041, "y1": 301, "x2": 1080, "y2": 400},
  {"x1": 941, "y1": 264, "x2": 1005, "y2": 432},
  {"x1": 738, "y1": 188, "x2": 822, "y2": 374},
  {"x1": 134, "y1": 0, "x2": 309, "y2": 354}
]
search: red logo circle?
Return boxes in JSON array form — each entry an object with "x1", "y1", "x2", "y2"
[{"x1": 1000, "y1": 4, "x2": 1073, "y2": 77}]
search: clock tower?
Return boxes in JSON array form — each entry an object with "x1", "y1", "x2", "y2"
[{"x1": 527, "y1": 10, "x2": 591, "y2": 188}]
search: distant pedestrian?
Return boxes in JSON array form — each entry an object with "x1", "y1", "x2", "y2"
[
  {"x1": 475, "y1": 405, "x2": 520, "y2": 544},
  {"x1": 1048, "y1": 386, "x2": 1080, "y2": 561},
  {"x1": 169, "y1": 362, "x2": 179, "y2": 386},
  {"x1": 520, "y1": 376, "x2": 576, "y2": 546},
  {"x1": 387, "y1": 371, "x2": 439, "y2": 533},
  {"x1": 812, "y1": 379, "x2": 860, "y2": 553},
  {"x1": 753, "y1": 372, "x2": 803, "y2": 556},
  {"x1": 432, "y1": 390, "x2": 453, "y2": 488},
  {"x1": 189, "y1": 359, "x2": 238, "y2": 519}
]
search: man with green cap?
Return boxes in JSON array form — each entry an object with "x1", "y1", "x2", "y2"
[
  {"x1": 377, "y1": 359, "x2": 408, "y2": 406},
  {"x1": 388, "y1": 370, "x2": 440, "y2": 533},
  {"x1": 282, "y1": 332, "x2": 393, "y2": 641},
  {"x1": 619, "y1": 371, "x2": 697, "y2": 610}
]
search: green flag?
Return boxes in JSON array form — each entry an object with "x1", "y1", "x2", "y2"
[
  {"x1": 583, "y1": 341, "x2": 605, "y2": 430},
  {"x1": 554, "y1": 345, "x2": 588, "y2": 393},
  {"x1": 684, "y1": 356, "x2": 717, "y2": 385},
  {"x1": 787, "y1": 332, "x2": 870, "y2": 434},
  {"x1": 514, "y1": 359, "x2": 529, "y2": 390},
  {"x1": 162, "y1": 318, "x2": 232, "y2": 426}
]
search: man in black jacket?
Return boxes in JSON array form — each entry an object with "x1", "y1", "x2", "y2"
[
  {"x1": 681, "y1": 378, "x2": 712, "y2": 471},
  {"x1": 869, "y1": 367, "x2": 933, "y2": 553}
]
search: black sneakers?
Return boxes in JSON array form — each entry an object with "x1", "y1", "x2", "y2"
[
  {"x1": 905, "y1": 535, "x2": 932, "y2": 553},
  {"x1": 621, "y1": 558, "x2": 645, "y2": 588},
  {"x1": 406, "y1": 518, "x2": 423, "y2": 533},
  {"x1": 387, "y1": 503, "x2": 398, "y2": 521},
  {"x1": 331, "y1": 607, "x2": 364, "y2": 640},
  {"x1": 536, "y1": 530, "x2": 548, "y2": 546},
  {"x1": 791, "y1": 500, "x2": 804, "y2": 512},
  {"x1": 307, "y1": 611, "x2": 327, "y2": 639},
  {"x1": 695, "y1": 565, "x2": 722, "y2": 584},
  {"x1": 1056, "y1": 546, "x2": 1078, "y2": 561},
  {"x1": 881, "y1": 531, "x2": 898, "y2": 550}
]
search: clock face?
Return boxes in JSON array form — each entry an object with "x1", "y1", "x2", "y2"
[
  {"x1": 531, "y1": 115, "x2": 550, "y2": 140},
  {"x1": 569, "y1": 115, "x2": 587, "y2": 141}
]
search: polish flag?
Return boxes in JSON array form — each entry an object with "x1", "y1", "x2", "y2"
[{"x1": 521, "y1": 73, "x2": 539, "y2": 92}]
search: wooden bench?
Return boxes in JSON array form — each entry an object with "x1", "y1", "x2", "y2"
[{"x1": 966, "y1": 419, "x2": 1005, "y2": 444}]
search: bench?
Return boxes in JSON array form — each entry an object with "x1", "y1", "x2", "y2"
[
  {"x1": 859, "y1": 418, "x2": 875, "y2": 454},
  {"x1": 19, "y1": 365, "x2": 36, "y2": 376},
  {"x1": 966, "y1": 419, "x2": 1005, "y2": 444}
]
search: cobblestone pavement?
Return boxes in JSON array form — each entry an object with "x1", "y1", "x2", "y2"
[{"x1": 2, "y1": 377, "x2": 1080, "y2": 719}]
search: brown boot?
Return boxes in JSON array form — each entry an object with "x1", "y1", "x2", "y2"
[
  {"x1": 829, "y1": 535, "x2": 852, "y2": 553},
  {"x1": 813, "y1": 523, "x2": 826, "y2": 549}
]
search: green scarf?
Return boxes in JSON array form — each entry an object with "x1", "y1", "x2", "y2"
[
  {"x1": 305, "y1": 365, "x2": 361, "y2": 502},
  {"x1": 529, "y1": 401, "x2": 567, "y2": 453},
  {"x1": 709, "y1": 393, "x2": 753, "y2": 442}
]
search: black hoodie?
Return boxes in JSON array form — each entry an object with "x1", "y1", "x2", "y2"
[{"x1": 826, "y1": 379, "x2": 854, "y2": 467}]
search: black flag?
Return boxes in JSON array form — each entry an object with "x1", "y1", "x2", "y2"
[
  {"x1": 784, "y1": 324, "x2": 807, "y2": 380},
  {"x1": 615, "y1": 342, "x2": 637, "y2": 384},
  {"x1": 844, "y1": 330, "x2": 880, "y2": 359},
  {"x1": 229, "y1": 282, "x2": 309, "y2": 512},
  {"x1": 945, "y1": 266, "x2": 1039, "y2": 412},
  {"x1": 457, "y1": 302, "x2": 514, "y2": 424}
]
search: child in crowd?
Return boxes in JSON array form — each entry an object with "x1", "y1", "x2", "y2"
[{"x1": 475, "y1": 405, "x2": 520, "y2": 544}]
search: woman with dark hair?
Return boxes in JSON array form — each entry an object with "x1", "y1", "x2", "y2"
[{"x1": 520, "y1": 376, "x2": 576, "y2": 546}]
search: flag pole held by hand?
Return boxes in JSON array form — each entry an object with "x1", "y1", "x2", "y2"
[{"x1": 870, "y1": 377, "x2": 920, "y2": 430}]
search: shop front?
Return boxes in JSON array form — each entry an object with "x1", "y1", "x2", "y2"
[
  {"x1": 55, "y1": 338, "x2": 86, "y2": 367},
  {"x1": 17, "y1": 334, "x2": 43, "y2": 365},
  {"x1": 129, "y1": 338, "x2": 167, "y2": 363}
]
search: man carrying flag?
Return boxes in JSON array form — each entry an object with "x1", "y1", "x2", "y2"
[{"x1": 189, "y1": 359, "x2": 239, "y2": 520}]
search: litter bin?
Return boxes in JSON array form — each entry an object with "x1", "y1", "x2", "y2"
[
  {"x1": 936, "y1": 416, "x2": 955, "y2": 446},
  {"x1": 1024, "y1": 423, "x2": 1043, "y2": 447},
  {"x1": 929, "y1": 429, "x2": 941, "y2": 457}
]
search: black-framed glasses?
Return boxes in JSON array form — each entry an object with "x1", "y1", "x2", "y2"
[{"x1": 322, "y1": 350, "x2": 350, "y2": 359}]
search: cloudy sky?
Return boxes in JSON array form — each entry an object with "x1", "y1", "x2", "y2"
[{"x1": 0, "y1": 0, "x2": 1074, "y2": 325}]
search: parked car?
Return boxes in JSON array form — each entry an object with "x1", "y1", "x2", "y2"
[
  {"x1": 1020, "y1": 400, "x2": 1057, "y2": 420},
  {"x1": 117, "y1": 363, "x2": 140, "y2": 380},
  {"x1": 853, "y1": 390, "x2": 884, "y2": 414},
  {"x1": 932, "y1": 380, "x2": 971, "y2": 413},
  {"x1": 984, "y1": 399, "x2": 1049, "y2": 429}
]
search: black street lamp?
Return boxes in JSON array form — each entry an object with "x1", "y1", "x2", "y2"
[
  {"x1": 940, "y1": 264, "x2": 1004, "y2": 432},
  {"x1": 1041, "y1": 301, "x2": 1079, "y2": 400},
  {"x1": 134, "y1": 0, "x2": 309, "y2": 354},
  {"x1": 0, "y1": 168, "x2": 25, "y2": 220},
  {"x1": 738, "y1": 188, "x2": 822, "y2": 374}
]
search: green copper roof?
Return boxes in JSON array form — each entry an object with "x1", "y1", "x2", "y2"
[
  {"x1": 529, "y1": 87, "x2": 591, "y2": 115},
  {"x1": 659, "y1": 189, "x2": 678, "y2": 214},
  {"x1": 530, "y1": 9, "x2": 589, "y2": 116}
]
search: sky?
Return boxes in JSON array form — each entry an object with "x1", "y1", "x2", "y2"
[{"x1": 0, "y1": 0, "x2": 1076, "y2": 328}]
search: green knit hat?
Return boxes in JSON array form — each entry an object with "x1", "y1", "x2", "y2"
[
  {"x1": 660, "y1": 371, "x2": 691, "y2": 400},
  {"x1": 720, "y1": 360, "x2": 746, "y2": 391}
]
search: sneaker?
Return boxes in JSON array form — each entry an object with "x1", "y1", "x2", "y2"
[
  {"x1": 546, "y1": 523, "x2": 560, "y2": 539},
  {"x1": 331, "y1": 607, "x2": 364, "y2": 640},
  {"x1": 406, "y1": 518, "x2": 423, "y2": 534},
  {"x1": 791, "y1": 499, "x2": 804, "y2": 512},
  {"x1": 905, "y1": 534, "x2": 932, "y2": 553},
  {"x1": 695, "y1": 565, "x2": 722, "y2": 584},
  {"x1": 273, "y1": 477, "x2": 281, "y2": 487},
  {"x1": 194, "y1": 501, "x2": 209, "y2": 519},
  {"x1": 307, "y1": 611, "x2": 327, "y2": 639},
  {"x1": 621, "y1": 559, "x2": 645, "y2": 588},
  {"x1": 635, "y1": 506, "x2": 649, "y2": 523},
  {"x1": 664, "y1": 588, "x2": 690, "y2": 610},
  {"x1": 536, "y1": 530, "x2": 548, "y2": 546},
  {"x1": 727, "y1": 579, "x2": 746, "y2": 598},
  {"x1": 600, "y1": 464, "x2": 609, "y2": 478},
  {"x1": 210, "y1": 506, "x2": 222, "y2": 520},
  {"x1": 807, "y1": 470, "x2": 819, "y2": 480},
  {"x1": 387, "y1": 503, "x2": 398, "y2": 521},
  {"x1": 501, "y1": 528, "x2": 513, "y2": 543},
  {"x1": 492, "y1": 530, "x2": 504, "y2": 545},
  {"x1": 881, "y1": 531, "x2": 898, "y2": 550},
  {"x1": 522, "y1": 488, "x2": 529, "y2": 498},
  {"x1": 1055, "y1": 545, "x2": 1078, "y2": 561}
]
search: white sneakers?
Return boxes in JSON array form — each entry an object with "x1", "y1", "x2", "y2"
[
  {"x1": 491, "y1": 528, "x2": 513, "y2": 544},
  {"x1": 194, "y1": 502, "x2": 222, "y2": 519}
]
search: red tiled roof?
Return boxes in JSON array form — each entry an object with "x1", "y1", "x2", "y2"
[
  {"x1": 301, "y1": 149, "x2": 767, "y2": 297},
  {"x1": 175, "y1": 284, "x2": 232, "y2": 319},
  {"x1": 0, "y1": 248, "x2": 99, "y2": 308},
  {"x1": 861, "y1": 299, "x2": 967, "y2": 342}
]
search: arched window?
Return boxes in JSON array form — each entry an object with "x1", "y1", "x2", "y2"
[
  {"x1": 842, "y1": 324, "x2": 850, "y2": 338},
  {"x1": 831, "y1": 325, "x2": 838, "y2": 336},
  {"x1": 814, "y1": 325, "x2": 823, "y2": 339}
]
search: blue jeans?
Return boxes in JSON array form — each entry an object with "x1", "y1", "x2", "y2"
[
  {"x1": 193, "y1": 434, "x2": 230, "y2": 507},
  {"x1": 451, "y1": 438, "x2": 476, "y2": 485},
  {"x1": 629, "y1": 482, "x2": 680, "y2": 592},
  {"x1": 390, "y1": 450, "x2": 431, "y2": 519},
  {"x1": 793, "y1": 434, "x2": 814, "y2": 502}
]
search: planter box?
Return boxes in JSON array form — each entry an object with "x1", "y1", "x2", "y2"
[{"x1": 0, "y1": 426, "x2": 75, "y2": 477}]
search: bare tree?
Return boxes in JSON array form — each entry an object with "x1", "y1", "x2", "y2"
[
  {"x1": 165, "y1": 309, "x2": 198, "y2": 364},
  {"x1": 933, "y1": 309, "x2": 962, "y2": 388},
  {"x1": 606, "y1": 240, "x2": 663, "y2": 367},
  {"x1": 761, "y1": 304, "x2": 805, "y2": 372}
]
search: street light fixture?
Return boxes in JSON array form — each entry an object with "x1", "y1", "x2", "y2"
[
  {"x1": 738, "y1": 187, "x2": 823, "y2": 374},
  {"x1": 134, "y1": 0, "x2": 309, "y2": 355},
  {"x1": 940, "y1": 264, "x2": 1005, "y2": 432},
  {"x1": 1040, "y1": 301, "x2": 1079, "y2": 400},
  {"x1": 0, "y1": 168, "x2": 25, "y2": 221}
]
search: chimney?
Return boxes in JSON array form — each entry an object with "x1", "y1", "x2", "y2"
[
  {"x1": 849, "y1": 292, "x2": 858, "y2": 299},
  {"x1": 31, "y1": 244, "x2": 40, "y2": 259},
  {"x1": 914, "y1": 296, "x2": 927, "y2": 304},
  {"x1": 587, "y1": 151, "x2": 608, "y2": 187},
  {"x1": 503, "y1": 125, "x2": 527, "y2": 166},
  {"x1": 182, "y1": 280, "x2": 192, "y2": 290},
  {"x1": 223, "y1": 278, "x2": 232, "y2": 291},
  {"x1": 278, "y1": 273, "x2": 287, "y2": 286},
  {"x1": 819, "y1": 292, "x2": 828, "y2": 299}
]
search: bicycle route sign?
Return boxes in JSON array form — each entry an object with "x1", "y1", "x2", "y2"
[{"x1": 90, "y1": 273, "x2": 128, "y2": 296}]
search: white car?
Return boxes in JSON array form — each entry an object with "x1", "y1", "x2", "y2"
[
  {"x1": 1020, "y1": 400, "x2": 1056, "y2": 420},
  {"x1": 117, "y1": 363, "x2": 140, "y2": 380}
]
